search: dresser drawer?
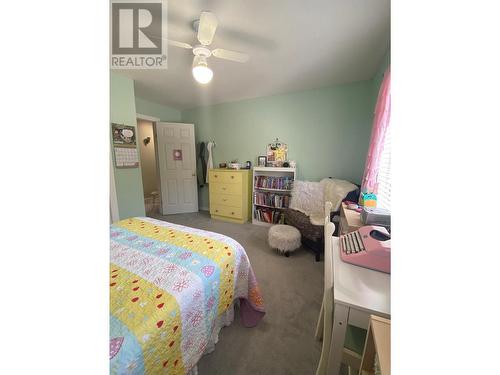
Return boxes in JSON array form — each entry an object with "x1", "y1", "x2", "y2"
[
  {"x1": 209, "y1": 171, "x2": 242, "y2": 185},
  {"x1": 210, "y1": 204, "x2": 243, "y2": 219},
  {"x1": 211, "y1": 193, "x2": 242, "y2": 208},
  {"x1": 211, "y1": 182, "x2": 241, "y2": 196}
]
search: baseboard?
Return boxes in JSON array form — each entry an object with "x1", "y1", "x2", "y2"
[{"x1": 199, "y1": 206, "x2": 209, "y2": 211}]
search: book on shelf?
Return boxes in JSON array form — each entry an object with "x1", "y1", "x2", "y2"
[
  {"x1": 253, "y1": 207, "x2": 285, "y2": 224},
  {"x1": 254, "y1": 176, "x2": 293, "y2": 190},
  {"x1": 254, "y1": 192, "x2": 290, "y2": 208}
]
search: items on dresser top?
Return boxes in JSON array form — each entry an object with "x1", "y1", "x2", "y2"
[
  {"x1": 228, "y1": 162, "x2": 243, "y2": 169},
  {"x1": 209, "y1": 169, "x2": 252, "y2": 224}
]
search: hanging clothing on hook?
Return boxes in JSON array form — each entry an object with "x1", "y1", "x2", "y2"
[
  {"x1": 206, "y1": 141, "x2": 215, "y2": 183},
  {"x1": 197, "y1": 142, "x2": 207, "y2": 187}
]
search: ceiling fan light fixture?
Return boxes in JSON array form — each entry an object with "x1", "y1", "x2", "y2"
[{"x1": 192, "y1": 56, "x2": 213, "y2": 84}]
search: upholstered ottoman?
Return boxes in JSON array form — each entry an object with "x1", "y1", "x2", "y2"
[{"x1": 268, "y1": 224, "x2": 301, "y2": 257}]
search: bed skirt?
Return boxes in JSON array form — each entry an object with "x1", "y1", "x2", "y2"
[{"x1": 188, "y1": 301, "x2": 236, "y2": 375}]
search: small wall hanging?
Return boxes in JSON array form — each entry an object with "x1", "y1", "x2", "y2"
[
  {"x1": 266, "y1": 138, "x2": 288, "y2": 166},
  {"x1": 173, "y1": 149, "x2": 183, "y2": 161}
]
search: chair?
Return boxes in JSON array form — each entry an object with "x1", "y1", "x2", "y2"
[
  {"x1": 284, "y1": 182, "x2": 360, "y2": 261},
  {"x1": 314, "y1": 201, "x2": 367, "y2": 375}
]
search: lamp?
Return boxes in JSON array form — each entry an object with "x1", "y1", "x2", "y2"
[{"x1": 192, "y1": 55, "x2": 213, "y2": 84}]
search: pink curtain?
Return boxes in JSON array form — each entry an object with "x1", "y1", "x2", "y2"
[{"x1": 360, "y1": 68, "x2": 391, "y2": 195}]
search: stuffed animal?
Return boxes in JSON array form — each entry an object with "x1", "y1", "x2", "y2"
[{"x1": 360, "y1": 192, "x2": 377, "y2": 207}]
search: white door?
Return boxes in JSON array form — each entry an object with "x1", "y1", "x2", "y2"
[{"x1": 156, "y1": 122, "x2": 198, "y2": 214}]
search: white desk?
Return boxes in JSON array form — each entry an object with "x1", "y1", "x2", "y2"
[{"x1": 327, "y1": 237, "x2": 390, "y2": 375}]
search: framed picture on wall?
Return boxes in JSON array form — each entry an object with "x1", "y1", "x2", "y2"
[
  {"x1": 266, "y1": 138, "x2": 288, "y2": 166},
  {"x1": 258, "y1": 156, "x2": 267, "y2": 167},
  {"x1": 112, "y1": 123, "x2": 137, "y2": 147}
]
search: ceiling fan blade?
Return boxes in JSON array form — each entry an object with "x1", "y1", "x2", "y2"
[
  {"x1": 212, "y1": 48, "x2": 249, "y2": 63},
  {"x1": 168, "y1": 40, "x2": 193, "y2": 49},
  {"x1": 197, "y1": 11, "x2": 218, "y2": 46}
]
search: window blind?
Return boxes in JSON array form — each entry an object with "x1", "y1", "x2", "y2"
[{"x1": 377, "y1": 124, "x2": 391, "y2": 210}]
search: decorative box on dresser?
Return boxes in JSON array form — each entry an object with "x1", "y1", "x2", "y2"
[{"x1": 208, "y1": 169, "x2": 252, "y2": 224}]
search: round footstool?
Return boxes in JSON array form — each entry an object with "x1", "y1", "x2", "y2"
[{"x1": 268, "y1": 224, "x2": 301, "y2": 257}]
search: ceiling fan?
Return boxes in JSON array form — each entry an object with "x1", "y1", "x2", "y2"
[{"x1": 169, "y1": 11, "x2": 249, "y2": 84}]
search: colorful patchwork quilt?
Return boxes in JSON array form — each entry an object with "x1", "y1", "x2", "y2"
[{"x1": 110, "y1": 217, "x2": 265, "y2": 374}]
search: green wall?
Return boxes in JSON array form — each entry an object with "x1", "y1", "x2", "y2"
[
  {"x1": 111, "y1": 52, "x2": 390, "y2": 214},
  {"x1": 370, "y1": 50, "x2": 391, "y2": 110},
  {"x1": 110, "y1": 72, "x2": 145, "y2": 219},
  {"x1": 135, "y1": 97, "x2": 182, "y2": 121},
  {"x1": 182, "y1": 81, "x2": 374, "y2": 210}
]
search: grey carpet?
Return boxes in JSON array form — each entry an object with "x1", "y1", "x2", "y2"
[{"x1": 150, "y1": 211, "x2": 324, "y2": 375}]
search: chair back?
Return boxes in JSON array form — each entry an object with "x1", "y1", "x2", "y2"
[
  {"x1": 315, "y1": 202, "x2": 337, "y2": 375},
  {"x1": 323, "y1": 201, "x2": 335, "y2": 292}
]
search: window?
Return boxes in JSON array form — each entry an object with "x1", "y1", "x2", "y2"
[{"x1": 376, "y1": 124, "x2": 391, "y2": 210}]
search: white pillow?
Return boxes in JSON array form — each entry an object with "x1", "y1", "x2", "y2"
[
  {"x1": 289, "y1": 180, "x2": 324, "y2": 217},
  {"x1": 321, "y1": 178, "x2": 358, "y2": 211}
]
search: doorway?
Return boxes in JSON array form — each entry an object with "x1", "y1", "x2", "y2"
[
  {"x1": 137, "y1": 118, "x2": 161, "y2": 216},
  {"x1": 156, "y1": 122, "x2": 198, "y2": 215},
  {"x1": 136, "y1": 117, "x2": 199, "y2": 216}
]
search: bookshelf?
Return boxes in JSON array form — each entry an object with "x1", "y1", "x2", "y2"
[{"x1": 252, "y1": 167, "x2": 296, "y2": 226}]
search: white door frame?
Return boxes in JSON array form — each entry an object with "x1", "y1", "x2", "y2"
[
  {"x1": 136, "y1": 114, "x2": 163, "y2": 214},
  {"x1": 136, "y1": 113, "x2": 160, "y2": 122}
]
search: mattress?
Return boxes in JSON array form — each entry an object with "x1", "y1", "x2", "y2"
[{"x1": 110, "y1": 217, "x2": 265, "y2": 374}]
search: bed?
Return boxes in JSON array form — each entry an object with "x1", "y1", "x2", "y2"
[{"x1": 110, "y1": 217, "x2": 265, "y2": 374}]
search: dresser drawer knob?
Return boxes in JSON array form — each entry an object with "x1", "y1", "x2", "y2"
[
  {"x1": 223, "y1": 199, "x2": 227, "y2": 202},
  {"x1": 215, "y1": 209, "x2": 219, "y2": 213},
  {"x1": 214, "y1": 175, "x2": 218, "y2": 178},
  {"x1": 231, "y1": 175, "x2": 234, "y2": 179}
]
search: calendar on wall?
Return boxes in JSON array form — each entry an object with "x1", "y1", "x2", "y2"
[
  {"x1": 114, "y1": 147, "x2": 139, "y2": 168},
  {"x1": 112, "y1": 123, "x2": 139, "y2": 168}
]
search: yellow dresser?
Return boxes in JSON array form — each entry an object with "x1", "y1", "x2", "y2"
[{"x1": 208, "y1": 169, "x2": 252, "y2": 224}]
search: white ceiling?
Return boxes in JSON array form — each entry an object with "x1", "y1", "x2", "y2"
[{"x1": 116, "y1": 0, "x2": 390, "y2": 110}]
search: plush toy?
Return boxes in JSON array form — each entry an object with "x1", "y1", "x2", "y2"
[{"x1": 360, "y1": 192, "x2": 377, "y2": 207}]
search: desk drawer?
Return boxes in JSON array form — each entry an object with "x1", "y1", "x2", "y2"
[
  {"x1": 211, "y1": 193, "x2": 242, "y2": 208},
  {"x1": 210, "y1": 204, "x2": 243, "y2": 219},
  {"x1": 209, "y1": 171, "x2": 242, "y2": 185},
  {"x1": 211, "y1": 182, "x2": 241, "y2": 196}
]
